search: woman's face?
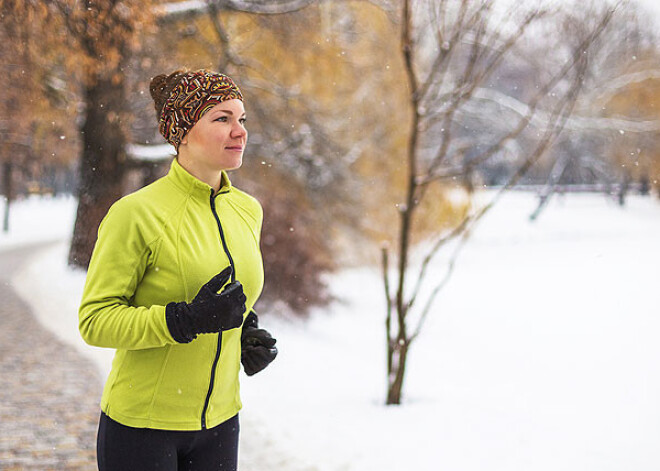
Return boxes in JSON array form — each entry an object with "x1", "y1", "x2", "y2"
[{"x1": 179, "y1": 99, "x2": 247, "y2": 173}]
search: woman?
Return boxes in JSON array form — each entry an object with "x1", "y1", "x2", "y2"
[{"x1": 79, "y1": 69, "x2": 278, "y2": 470}]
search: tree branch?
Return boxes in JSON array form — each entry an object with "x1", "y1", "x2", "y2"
[
  {"x1": 408, "y1": 6, "x2": 614, "y2": 331},
  {"x1": 382, "y1": 245, "x2": 393, "y2": 343},
  {"x1": 420, "y1": 5, "x2": 616, "y2": 187},
  {"x1": 206, "y1": 3, "x2": 245, "y2": 72},
  {"x1": 420, "y1": 8, "x2": 543, "y2": 186}
]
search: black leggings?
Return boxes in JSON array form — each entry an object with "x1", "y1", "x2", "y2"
[{"x1": 97, "y1": 412, "x2": 239, "y2": 471}]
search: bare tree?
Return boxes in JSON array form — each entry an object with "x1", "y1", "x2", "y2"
[
  {"x1": 526, "y1": 1, "x2": 660, "y2": 215},
  {"x1": 381, "y1": 0, "x2": 618, "y2": 405}
]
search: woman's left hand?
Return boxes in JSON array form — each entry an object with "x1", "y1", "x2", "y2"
[{"x1": 241, "y1": 311, "x2": 278, "y2": 376}]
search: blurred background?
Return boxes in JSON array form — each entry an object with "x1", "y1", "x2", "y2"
[
  {"x1": 1, "y1": 0, "x2": 659, "y2": 309},
  {"x1": 1, "y1": 0, "x2": 659, "y2": 469}
]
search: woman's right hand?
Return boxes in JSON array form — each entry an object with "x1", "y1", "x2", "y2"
[{"x1": 165, "y1": 266, "x2": 246, "y2": 343}]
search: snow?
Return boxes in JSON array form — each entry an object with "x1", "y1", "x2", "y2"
[
  {"x1": 3, "y1": 191, "x2": 660, "y2": 470},
  {"x1": 0, "y1": 195, "x2": 76, "y2": 252},
  {"x1": 159, "y1": 0, "x2": 206, "y2": 16},
  {"x1": 127, "y1": 143, "x2": 175, "y2": 162}
]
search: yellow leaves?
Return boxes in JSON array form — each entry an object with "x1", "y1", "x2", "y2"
[
  {"x1": 413, "y1": 184, "x2": 471, "y2": 245},
  {"x1": 600, "y1": 56, "x2": 660, "y2": 187},
  {"x1": 0, "y1": 0, "x2": 153, "y2": 165},
  {"x1": 39, "y1": 0, "x2": 157, "y2": 83},
  {"x1": 606, "y1": 79, "x2": 660, "y2": 120}
]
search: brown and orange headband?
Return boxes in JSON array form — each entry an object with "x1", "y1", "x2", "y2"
[{"x1": 158, "y1": 70, "x2": 243, "y2": 149}]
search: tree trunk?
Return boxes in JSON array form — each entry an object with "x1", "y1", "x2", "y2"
[
  {"x1": 68, "y1": 74, "x2": 127, "y2": 268},
  {"x1": 384, "y1": 0, "x2": 418, "y2": 406},
  {"x1": 617, "y1": 171, "x2": 630, "y2": 207},
  {"x1": 386, "y1": 339, "x2": 409, "y2": 405},
  {"x1": 2, "y1": 161, "x2": 12, "y2": 233}
]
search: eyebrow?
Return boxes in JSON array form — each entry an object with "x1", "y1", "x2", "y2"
[{"x1": 211, "y1": 109, "x2": 246, "y2": 117}]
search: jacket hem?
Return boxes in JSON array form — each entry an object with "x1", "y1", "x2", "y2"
[{"x1": 101, "y1": 403, "x2": 242, "y2": 432}]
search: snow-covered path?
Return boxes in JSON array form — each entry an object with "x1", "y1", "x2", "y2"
[{"x1": 3, "y1": 191, "x2": 660, "y2": 470}]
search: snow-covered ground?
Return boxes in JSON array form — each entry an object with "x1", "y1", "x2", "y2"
[
  {"x1": 0, "y1": 195, "x2": 77, "y2": 252},
  {"x1": 2, "y1": 191, "x2": 660, "y2": 471}
]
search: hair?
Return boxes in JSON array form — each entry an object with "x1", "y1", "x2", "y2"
[{"x1": 149, "y1": 69, "x2": 187, "y2": 122}]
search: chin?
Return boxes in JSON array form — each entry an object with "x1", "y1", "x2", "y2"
[{"x1": 222, "y1": 157, "x2": 243, "y2": 171}]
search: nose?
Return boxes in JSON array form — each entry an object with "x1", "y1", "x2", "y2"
[{"x1": 230, "y1": 121, "x2": 246, "y2": 139}]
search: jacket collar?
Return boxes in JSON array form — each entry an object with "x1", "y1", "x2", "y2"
[{"x1": 166, "y1": 158, "x2": 232, "y2": 200}]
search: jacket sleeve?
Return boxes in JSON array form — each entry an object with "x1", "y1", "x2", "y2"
[{"x1": 78, "y1": 198, "x2": 177, "y2": 350}]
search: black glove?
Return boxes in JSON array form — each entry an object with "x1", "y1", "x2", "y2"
[
  {"x1": 241, "y1": 311, "x2": 278, "y2": 376},
  {"x1": 166, "y1": 266, "x2": 246, "y2": 343}
]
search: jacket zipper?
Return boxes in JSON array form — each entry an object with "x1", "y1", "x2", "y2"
[{"x1": 201, "y1": 188, "x2": 235, "y2": 429}]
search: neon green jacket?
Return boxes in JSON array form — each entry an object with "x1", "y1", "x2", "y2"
[{"x1": 79, "y1": 158, "x2": 264, "y2": 431}]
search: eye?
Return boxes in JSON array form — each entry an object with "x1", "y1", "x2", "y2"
[
  {"x1": 214, "y1": 116, "x2": 228, "y2": 122},
  {"x1": 239, "y1": 117, "x2": 247, "y2": 125}
]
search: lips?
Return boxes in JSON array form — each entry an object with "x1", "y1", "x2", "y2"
[{"x1": 225, "y1": 146, "x2": 243, "y2": 151}]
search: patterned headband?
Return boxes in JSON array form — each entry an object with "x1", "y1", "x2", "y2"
[{"x1": 158, "y1": 70, "x2": 243, "y2": 149}]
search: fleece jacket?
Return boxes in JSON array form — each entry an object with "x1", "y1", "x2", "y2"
[{"x1": 79, "y1": 158, "x2": 264, "y2": 431}]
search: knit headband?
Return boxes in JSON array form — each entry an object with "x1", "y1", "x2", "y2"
[{"x1": 158, "y1": 70, "x2": 243, "y2": 149}]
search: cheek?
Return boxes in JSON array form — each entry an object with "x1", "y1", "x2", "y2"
[{"x1": 198, "y1": 129, "x2": 225, "y2": 147}]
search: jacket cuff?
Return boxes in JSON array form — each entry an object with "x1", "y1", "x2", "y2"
[
  {"x1": 165, "y1": 302, "x2": 195, "y2": 344},
  {"x1": 244, "y1": 310, "x2": 259, "y2": 330}
]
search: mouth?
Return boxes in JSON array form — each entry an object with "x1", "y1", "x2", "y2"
[{"x1": 225, "y1": 146, "x2": 244, "y2": 152}]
